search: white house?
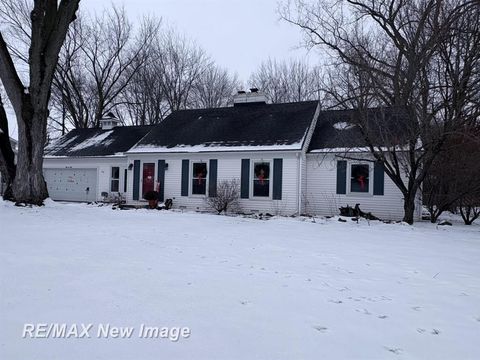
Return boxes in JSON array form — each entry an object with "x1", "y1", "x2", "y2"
[
  {"x1": 43, "y1": 91, "x2": 421, "y2": 220},
  {"x1": 43, "y1": 115, "x2": 152, "y2": 202}
]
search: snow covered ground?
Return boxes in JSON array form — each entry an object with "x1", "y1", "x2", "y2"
[{"x1": 1, "y1": 200, "x2": 479, "y2": 360}]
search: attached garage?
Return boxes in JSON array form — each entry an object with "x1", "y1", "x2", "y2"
[{"x1": 44, "y1": 168, "x2": 98, "y2": 202}]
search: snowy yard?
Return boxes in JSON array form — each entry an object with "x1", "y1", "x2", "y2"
[{"x1": 1, "y1": 200, "x2": 479, "y2": 360}]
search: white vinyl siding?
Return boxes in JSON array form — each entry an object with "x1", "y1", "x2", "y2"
[
  {"x1": 126, "y1": 152, "x2": 300, "y2": 215},
  {"x1": 43, "y1": 157, "x2": 128, "y2": 202},
  {"x1": 305, "y1": 153, "x2": 420, "y2": 221}
]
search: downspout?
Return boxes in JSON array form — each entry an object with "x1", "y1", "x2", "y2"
[{"x1": 297, "y1": 152, "x2": 302, "y2": 215}]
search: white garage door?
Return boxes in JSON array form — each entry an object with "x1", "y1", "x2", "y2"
[{"x1": 44, "y1": 168, "x2": 98, "y2": 202}]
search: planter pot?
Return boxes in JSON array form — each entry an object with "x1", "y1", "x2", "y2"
[{"x1": 148, "y1": 199, "x2": 158, "y2": 209}]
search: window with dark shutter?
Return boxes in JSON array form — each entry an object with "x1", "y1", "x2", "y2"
[
  {"x1": 350, "y1": 164, "x2": 370, "y2": 193},
  {"x1": 192, "y1": 162, "x2": 207, "y2": 195},
  {"x1": 253, "y1": 161, "x2": 270, "y2": 197}
]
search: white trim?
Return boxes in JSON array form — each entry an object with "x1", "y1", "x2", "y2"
[
  {"x1": 110, "y1": 166, "x2": 120, "y2": 193},
  {"x1": 347, "y1": 161, "x2": 373, "y2": 196},
  {"x1": 190, "y1": 161, "x2": 208, "y2": 197},
  {"x1": 127, "y1": 144, "x2": 304, "y2": 154}
]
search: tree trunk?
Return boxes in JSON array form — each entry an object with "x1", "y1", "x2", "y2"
[
  {"x1": 12, "y1": 106, "x2": 48, "y2": 205},
  {"x1": 403, "y1": 192, "x2": 417, "y2": 225},
  {"x1": 0, "y1": 1, "x2": 80, "y2": 205}
]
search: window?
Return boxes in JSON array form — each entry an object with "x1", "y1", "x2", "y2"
[
  {"x1": 350, "y1": 164, "x2": 370, "y2": 193},
  {"x1": 192, "y1": 162, "x2": 207, "y2": 195},
  {"x1": 253, "y1": 161, "x2": 270, "y2": 197},
  {"x1": 111, "y1": 167, "x2": 120, "y2": 192}
]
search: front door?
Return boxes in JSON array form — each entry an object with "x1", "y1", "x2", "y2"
[{"x1": 142, "y1": 163, "x2": 155, "y2": 196}]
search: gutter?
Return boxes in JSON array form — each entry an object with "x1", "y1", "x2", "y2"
[{"x1": 297, "y1": 152, "x2": 302, "y2": 215}]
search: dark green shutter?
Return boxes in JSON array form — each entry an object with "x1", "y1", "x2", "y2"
[
  {"x1": 273, "y1": 158, "x2": 283, "y2": 200},
  {"x1": 181, "y1": 160, "x2": 189, "y2": 196},
  {"x1": 336, "y1": 160, "x2": 347, "y2": 194},
  {"x1": 123, "y1": 169, "x2": 127, "y2": 193},
  {"x1": 373, "y1": 161, "x2": 385, "y2": 195},
  {"x1": 132, "y1": 160, "x2": 140, "y2": 200},
  {"x1": 209, "y1": 159, "x2": 218, "y2": 197},
  {"x1": 240, "y1": 159, "x2": 250, "y2": 199},
  {"x1": 157, "y1": 160, "x2": 166, "y2": 201}
]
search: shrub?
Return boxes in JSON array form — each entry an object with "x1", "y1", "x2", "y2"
[{"x1": 206, "y1": 179, "x2": 240, "y2": 214}]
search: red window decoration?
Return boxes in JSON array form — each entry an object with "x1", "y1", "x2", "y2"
[
  {"x1": 192, "y1": 163, "x2": 207, "y2": 195},
  {"x1": 350, "y1": 164, "x2": 370, "y2": 193},
  {"x1": 253, "y1": 162, "x2": 270, "y2": 197}
]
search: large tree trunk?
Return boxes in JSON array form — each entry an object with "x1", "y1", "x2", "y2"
[
  {"x1": 12, "y1": 103, "x2": 49, "y2": 204},
  {"x1": 0, "y1": 1, "x2": 80, "y2": 205}
]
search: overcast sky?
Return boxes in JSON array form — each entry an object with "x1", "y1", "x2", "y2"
[{"x1": 82, "y1": 0, "x2": 313, "y2": 82}]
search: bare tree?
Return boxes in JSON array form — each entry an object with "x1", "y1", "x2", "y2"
[
  {"x1": 190, "y1": 66, "x2": 240, "y2": 109},
  {"x1": 49, "y1": 7, "x2": 159, "y2": 131},
  {"x1": 281, "y1": 0, "x2": 480, "y2": 223},
  {"x1": 50, "y1": 15, "x2": 90, "y2": 132},
  {"x1": 459, "y1": 196, "x2": 480, "y2": 225},
  {"x1": 423, "y1": 128, "x2": 480, "y2": 223},
  {"x1": 0, "y1": 0, "x2": 31, "y2": 65},
  {"x1": 0, "y1": 0, "x2": 80, "y2": 204},
  {"x1": 119, "y1": 57, "x2": 170, "y2": 126},
  {"x1": 249, "y1": 58, "x2": 320, "y2": 103},
  {"x1": 156, "y1": 29, "x2": 212, "y2": 113}
]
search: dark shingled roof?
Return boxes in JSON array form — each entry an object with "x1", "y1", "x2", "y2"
[
  {"x1": 130, "y1": 101, "x2": 319, "y2": 152},
  {"x1": 45, "y1": 125, "x2": 153, "y2": 157},
  {"x1": 308, "y1": 108, "x2": 409, "y2": 151}
]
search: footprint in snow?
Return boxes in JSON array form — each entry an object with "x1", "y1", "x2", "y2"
[
  {"x1": 431, "y1": 329, "x2": 440, "y2": 335},
  {"x1": 378, "y1": 315, "x2": 388, "y2": 319},
  {"x1": 356, "y1": 308, "x2": 371, "y2": 315},
  {"x1": 384, "y1": 347, "x2": 402, "y2": 355},
  {"x1": 240, "y1": 300, "x2": 250, "y2": 306},
  {"x1": 329, "y1": 299, "x2": 343, "y2": 304},
  {"x1": 411, "y1": 306, "x2": 421, "y2": 311},
  {"x1": 417, "y1": 328, "x2": 426, "y2": 333},
  {"x1": 313, "y1": 326, "x2": 328, "y2": 333}
]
